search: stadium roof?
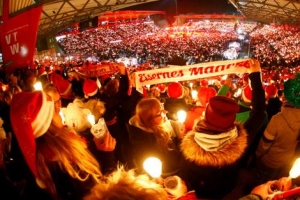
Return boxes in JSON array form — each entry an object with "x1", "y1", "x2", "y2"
[
  {"x1": 228, "y1": 0, "x2": 300, "y2": 25},
  {"x1": 1, "y1": 0, "x2": 159, "y2": 37},
  {"x1": 1, "y1": 0, "x2": 299, "y2": 38}
]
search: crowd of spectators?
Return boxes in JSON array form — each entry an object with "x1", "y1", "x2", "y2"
[{"x1": 55, "y1": 18, "x2": 300, "y2": 71}]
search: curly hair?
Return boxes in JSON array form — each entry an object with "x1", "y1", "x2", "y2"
[{"x1": 84, "y1": 166, "x2": 168, "y2": 200}]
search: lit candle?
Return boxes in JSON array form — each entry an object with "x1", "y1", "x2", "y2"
[
  {"x1": 59, "y1": 110, "x2": 65, "y2": 125},
  {"x1": 191, "y1": 90, "x2": 198, "y2": 100},
  {"x1": 189, "y1": 82, "x2": 193, "y2": 88},
  {"x1": 146, "y1": 84, "x2": 150, "y2": 91},
  {"x1": 34, "y1": 81, "x2": 43, "y2": 91},
  {"x1": 177, "y1": 110, "x2": 187, "y2": 123},
  {"x1": 272, "y1": 157, "x2": 300, "y2": 200},
  {"x1": 143, "y1": 157, "x2": 162, "y2": 178},
  {"x1": 87, "y1": 113, "x2": 95, "y2": 126},
  {"x1": 289, "y1": 158, "x2": 300, "y2": 178}
]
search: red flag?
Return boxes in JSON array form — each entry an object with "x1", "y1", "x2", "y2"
[{"x1": 0, "y1": 1, "x2": 43, "y2": 74}]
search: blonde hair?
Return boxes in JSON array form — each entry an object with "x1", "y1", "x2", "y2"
[
  {"x1": 84, "y1": 166, "x2": 168, "y2": 200},
  {"x1": 135, "y1": 97, "x2": 172, "y2": 148},
  {"x1": 36, "y1": 123, "x2": 102, "y2": 197}
]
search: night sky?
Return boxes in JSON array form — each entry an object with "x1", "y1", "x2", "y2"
[{"x1": 122, "y1": 0, "x2": 238, "y2": 17}]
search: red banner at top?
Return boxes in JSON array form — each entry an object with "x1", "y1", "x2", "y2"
[{"x1": 0, "y1": 1, "x2": 42, "y2": 74}]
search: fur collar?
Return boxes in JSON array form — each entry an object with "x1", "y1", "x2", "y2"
[{"x1": 180, "y1": 123, "x2": 248, "y2": 167}]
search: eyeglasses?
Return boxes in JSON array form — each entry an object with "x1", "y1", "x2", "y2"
[{"x1": 154, "y1": 109, "x2": 167, "y2": 118}]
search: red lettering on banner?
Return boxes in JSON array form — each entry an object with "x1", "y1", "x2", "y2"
[
  {"x1": 236, "y1": 60, "x2": 250, "y2": 68},
  {"x1": 190, "y1": 63, "x2": 238, "y2": 75},
  {"x1": 5, "y1": 32, "x2": 19, "y2": 55},
  {"x1": 189, "y1": 67, "x2": 204, "y2": 75},
  {"x1": 10, "y1": 43, "x2": 19, "y2": 55},
  {"x1": 138, "y1": 70, "x2": 184, "y2": 83},
  {"x1": 204, "y1": 66, "x2": 214, "y2": 73}
]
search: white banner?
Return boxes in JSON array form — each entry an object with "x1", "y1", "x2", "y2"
[{"x1": 134, "y1": 59, "x2": 251, "y2": 93}]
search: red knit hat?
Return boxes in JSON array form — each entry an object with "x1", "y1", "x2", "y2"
[
  {"x1": 241, "y1": 84, "x2": 252, "y2": 103},
  {"x1": 167, "y1": 82, "x2": 184, "y2": 99},
  {"x1": 204, "y1": 96, "x2": 239, "y2": 132},
  {"x1": 197, "y1": 87, "x2": 217, "y2": 107},
  {"x1": 50, "y1": 73, "x2": 72, "y2": 97},
  {"x1": 10, "y1": 91, "x2": 54, "y2": 179},
  {"x1": 83, "y1": 79, "x2": 98, "y2": 98},
  {"x1": 265, "y1": 84, "x2": 278, "y2": 98}
]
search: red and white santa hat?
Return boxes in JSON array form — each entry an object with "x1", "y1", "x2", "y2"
[
  {"x1": 167, "y1": 82, "x2": 184, "y2": 99},
  {"x1": 50, "y1": 73, "x2": 72, "y2": 97},
  {"x1": 10, "y1": 91, "x2": 54, "y2": 180},
  {"x1": 241, "y1": 84, "x2": 252, "y2": 103},
  {"x1": 83, "y1": 79, "x2": 98, "y2": 98}
]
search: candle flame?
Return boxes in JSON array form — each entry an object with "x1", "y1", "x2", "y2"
[
  {"x1": 143, "y1": 157, "x2": 162, "y2": 178},
  {"x1": 177, "y1": 110, "x2": 187, "y2": 123},
  {"x1": 59, "y1": 110, "x2": 65, "y2": 125},
  {"x1": 34, "y1": 81, "x2": 43, "y2": 91},
  {"x1": 290, "y1": 158, "x2": 300, "y2": 178},
  {"x1": 87, "y1": 113, "x2": 95, "y2": 126}
]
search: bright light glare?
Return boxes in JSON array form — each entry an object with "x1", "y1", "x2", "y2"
[
  {"x1": 290, "y1": 158, "x2": 300, "y2": 178},
  {"x1": 33, "y1": 82, "x2": 43, "y2": 91},
  {"x1": 177, "y1": 110, "x2": 187, "y2": 123},
  {"x1": 143, "y1": 157, "x2": 162, "y2": 178},
  {"x1": 87, "y1": 113, "x2": 95, "y2": 126},
  {"x1": 191, "y1": 90, "x2": 198, "y2": 99}
]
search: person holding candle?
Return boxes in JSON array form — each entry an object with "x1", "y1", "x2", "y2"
[
  {"x1": 254, "y1": 73, "x2": 300, "y2": 184},
  {"x1": 126, "y1": 97, "x2": 186, "y2": 177},
  {"x1": 179, "y1": 59, "x2": 267, "y2": 199},
  {"x1": 164, "y1": 82, "x2": 193, "y2": 121},
  {"x1": 9, "y1": 91, "x2": 116, "y2": 199}
]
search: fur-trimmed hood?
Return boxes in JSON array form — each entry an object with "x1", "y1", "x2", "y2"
[{"x1": 180, "y1": 123, "x2": 248, "y2": 167}]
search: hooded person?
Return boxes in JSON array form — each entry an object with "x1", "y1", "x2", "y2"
[
  {"x1": 255, "y1": 73, "x2": 300, "y2": 184},
  {"x1": 179, "y1": 59, "x2": 267, "y2": 199}
]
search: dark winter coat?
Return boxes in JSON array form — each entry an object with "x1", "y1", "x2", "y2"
[
  {"x1": 178, "y1": 72, "x2": 267, "y2": 199},
  {"x1": 127, "y1": 118, "x2": 183, "y2": 177}
]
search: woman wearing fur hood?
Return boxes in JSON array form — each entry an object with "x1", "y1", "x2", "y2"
[{"x1": 179, "y1": 59, "x2": 267, "y2": 199}]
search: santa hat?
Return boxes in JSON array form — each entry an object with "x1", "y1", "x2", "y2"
[
  {"x1": 265, "y1": 84, "x2": 278, "y2": 98},
  {"x1": 100, "y1": 75, "x2": 111, "y2": 86},
  {"x1": 83, "y1": 79, "x2": 98, "y2": 98},
  {"x1": 204, "y1": 96, "x2": 239, "y2": 132},
  {"x1": 167, "y1": 82, "x2": 184, "y2": 99},
  {"x1": 10, "y1": 91, "x2": 54, "y2": 180},
  {"x1": 197, "y1": 87, "x2": 217, "y2": 107},
  {"x1": 241, "y1": 84, "x2": 252, "y2": 103},
  {"x1": 284, "y1": 73, "x2": 300, "y2": 107},
  {"x1": 50, "y1": 73, "x2": 72, "y2": 97}
]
